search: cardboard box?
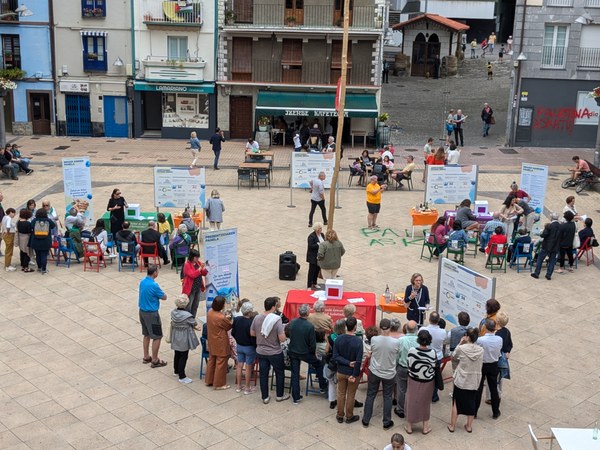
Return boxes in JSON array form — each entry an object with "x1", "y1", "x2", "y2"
[
  {"x1": 474, "y1": 200, "x2": 488, "y2": 215},
  {"x1": 325, "y1": 279, "x2": 344, "y2": 300}
]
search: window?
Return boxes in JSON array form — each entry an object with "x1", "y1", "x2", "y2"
[
  {"x1": 2, "y1": 34, "x2": 20, "y2": 69},
  {"x1": 542, "y1": 25, "x2": 568, "y2": 68},
  {"x1": 231, "y1": 38, "x2": 252, "y2": 81},
  {"x1": 167, "y1": 36, "x2": 188, "y2": 61},
  {"x1": 81, "y1": 0, "x2": 105, "y2": 17},
  {"x1": 578, "y1": 25, "x2": 600, "y2": 68},
  {"x1": 82, "y1": 35, "x2": 107, "y2": 71},
  {"x1": 331, "y1": 40, "x2": 352, "y2": 68}
]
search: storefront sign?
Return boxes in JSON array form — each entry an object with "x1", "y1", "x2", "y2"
[
  {"x1": 575, "y1": 91, "x2": 600, "y2": 126},
  {"x1": 59, "y1": 81, "x2": 90, "y2": 93},
  {"x1": 134, "y1": 82, "x2": 214, "y2": 94}
]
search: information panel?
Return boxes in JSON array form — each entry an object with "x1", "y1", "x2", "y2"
[
  {"x1": 291, "y1": 152, "x2": 336, "y2": 188},
  {"x1": 520, "y1": 163, "x2": 548, "y2": 213},
  {"x1": 62, "y1": 157, "x2": 94, "y2": 226},
  {"x1": 425, "y1": 165, "x2": 478, "y2": 205},
  {"x1": 436, "y1": 258, "x2": 495, "y2": 329},
  {"x1": 203, "y1": 228, "x2": 239, "y2": 310},
  {"x1": 154, "y1": 167, "x2": 206, "y2": 208}
]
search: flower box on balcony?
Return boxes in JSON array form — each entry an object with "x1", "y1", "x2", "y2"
[{"x1": 142, "y1": 57, "x2": 207, "y2": 83}]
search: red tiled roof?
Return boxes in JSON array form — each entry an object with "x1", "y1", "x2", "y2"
[{"x1": 392, "y1": 14, "x2": 470, "y2": 32}]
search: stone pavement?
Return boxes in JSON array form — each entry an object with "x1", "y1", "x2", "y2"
[{"x1": 0, "y1": 136, "x2": 599, "y2": 450}]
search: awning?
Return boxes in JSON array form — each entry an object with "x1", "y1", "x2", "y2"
[
  {"x1": 255, "y1": 91, "x2": 378, "y2": 118},
  {"x1": 80, "y1": 30, "x2": 108, "y2": 37},
  {"x1": 134, "y1": 81, "x2": 215, "y2": 94}
]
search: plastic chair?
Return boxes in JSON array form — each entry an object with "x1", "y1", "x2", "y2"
[
  {"x1": 105, "y1": 233, "x2": 115, "y2": 263},
  {"x1": 199, "y1": 336, "x2": 210, "y2": 379},
  {"x1": 393, "y1": 170, "x2": 413, "y2": 191},
  {"x1": 83, "y1": 241, "x2": 106, "y2": 272},
  {"x1": 577, "y1": 237, "x2": 595, "y2": 266},
  {"x1": 359, "y1": 355, "x2": 371, "y2": 385},
  {"x1": 171, "y1": 241, "x2": 190, "y2": 273},
  {"x1": 117, "y1": 240, "x2": 137, "y2": 272},
  {"x1": 237, "y1": 168, "x2": 253, "y2": 189},
  {"x1": 305, "y1": 365, "x2": 323, "y2": 396},
  {"x1": 256, "y1": 168, "x2": 270, "y2": 189},
  {"x1": 139, "y1": 242, "x2": 161, "y2": 271},
  {"x1": 510, "y1": 242, "x2": 533, "y2": 272},
  {"x1": 55, "y1": 237, "x2": 79, "y2": 268},
  {"x1": 421, "y1": 230, "x2": 442, "y2": 262},
  {"x1": 446, "y1": 240, "x2": 465, "y2": 265},
  {"x1": 347, "y1": 166, "x2": 364, "y2": 187},
  {"x1": 486, "y1": 243, "x2": 507, "y2": 273}
]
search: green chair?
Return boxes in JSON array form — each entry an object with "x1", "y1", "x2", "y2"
[
  {"x1": 446, "y1": 239, "x2": 465, "y2": 265},
  {"x1": 170, "y1": 242, "x2": 190, "y2": 273},
  {"x1": 467, "y1": 230, "x2": 479, "y2": 258},
  {"x1": 421, "y1": 230, "x2": 443, "y2": 262},
  {"x1": 486, "y1": 243, "x2": 507, "y2": 273}
]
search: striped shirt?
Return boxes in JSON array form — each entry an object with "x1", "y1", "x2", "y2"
[{"x1": 407, "y1": 347, "x2": 436, "y2": 382}]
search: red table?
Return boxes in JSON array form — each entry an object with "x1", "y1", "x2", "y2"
[{"x1": 283, "y1": 290, "x2": 377, "y2": 328}]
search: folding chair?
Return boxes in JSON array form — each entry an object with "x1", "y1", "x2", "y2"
[
  {"x1": 510, "y1": 242, "x2": 533, "y2": 272},
  {"x1": 421, "y1": 230, "x2": 442, "y2": 262},
  {"x1": 117, "y1": 241, "x2": 137, "y2": 272},
  {"x1": 446, "y1": 240, "x2": 465, "y2": 265},
  {"x1": 305, "y1": 364, "x2": 323, "y2": 396},
  {"x1": 83, "y1": 241, "x2": 106, "y2": 272},
  {"x1": 467, "y1": 230, "x2": 479, "y2": 258},
  {"x1": 55, "y1": 237, "x2": 79, "y2": 268},
  {"x1": 577, "y1": 237, "x2": 595, "y2": 266},
  {"x1": 139, "y1": 242, "x2": 161, "y2": 272},
  {"x1": 486, "y1": 243, "x2": 507, "y2": 273}
]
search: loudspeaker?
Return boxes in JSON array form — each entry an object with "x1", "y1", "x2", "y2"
[
  {"x1": 279, "y1": 251, "x2": 297, "y2": 281},
  {"x1": 279, "y1": 252, "x2": 296, "y2": 266}
]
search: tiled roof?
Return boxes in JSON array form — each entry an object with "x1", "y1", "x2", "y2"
[{"x1": 392, "y1": 13, "x2": 470, "y2": 32}]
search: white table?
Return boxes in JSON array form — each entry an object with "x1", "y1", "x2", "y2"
[{"x1": 551, "y1": 427, "x2": 599, "y2": 450}]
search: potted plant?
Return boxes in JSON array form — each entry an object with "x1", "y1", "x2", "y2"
[
  {"x1": 589, "y1": 86, "x2": 600, "y2": 107},
  {"x1": 375, "y1": 15, "x2": 383, "y2": 28},
  {"x1": 378, "y1": 112, "x2": 389, "y2": 125},
  {"x1": 0, "y1": 77, "x2": 17, "y2": 97},
  {"x1": 258, "y1": 116, "x2": 270, "y2": 131},
  {"x1": 0, "y1": 68, "x2": 26, "y2": 80},
  {"x1": 225, "y1": 9, "x2": 236, "y2": 25},
  {"x1": 286, "y1": 16, "x2": 297, "y2": 26}
]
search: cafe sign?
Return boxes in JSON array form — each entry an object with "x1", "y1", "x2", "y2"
[
  {"x1": 282, "y1": 109, "x2": 349, "y2": 118},
  {"x1": 59, "y1": 81, "x2": 90, "y2": 93},
  {"x1": 134, "y1": 82, "x2": 214, "y2": 94}
]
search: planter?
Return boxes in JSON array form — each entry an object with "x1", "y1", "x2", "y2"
[{"x1": 258, "y1": 125, "x2": 268, "y2": 132}]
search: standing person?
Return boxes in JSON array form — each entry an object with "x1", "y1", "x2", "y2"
[
  {"x1": 250, "y1": 297, "x2": 289, "y2": 404},
  {"x1": 317, "y1": 229, "x2": 345, "y2": 280},
  {"x1": 480, "y1": 38, "x2": 488, "y2": 57},
  {"x1": 189, "y1": 131, "x2": 201, "y2": 168},
  {"x1": 15, "y1": 209, "x2": 33, "y2": 272},
  {"x1": 29, "y1": 208, "x2": 56, "y2": 274},
  {"x1": 289, "y1": 304, "x2": 327, "y2": 404},
  {"x1": 306, "y1": 223, "x2": 325, "y2": 290},
  {"x1": 481, "y1": 103, "x2": 494, "y2": 137},
  {"x1": 323, "y1": 136, "x2": 336, "y2": 153},
  {"x1": 498, "y1": 45, "x2": 504, "y2": 63},
  {"x1": 488, "y1": 32, "x2": 496, "y2": 53},
  {"x1": 433, "y1": 55, "x2": 441, "y2": 79},
  {"x1": 2, "y1": 208, "x2": 16, "y2": 271},
  {"x1": 106, "y1": 188, "x2": 127, "y2": 235},
  {"x1": 445, "y1": 109, "x2": 455, "y2": 144},
  {"x1": 205, "y1": 189, "x2": 225, "y2": 230},
  {"x1": 209, "y1": 127, "x2": 225, "y2": 170},
  {"x1": 26, "y1": 199, "x2": 37, "y2": 217},
  {"x1": 382, "y1": 60, "x2": 390, "y2": 84},
  {"x1": 421, "y1": 312, "x2": 448, "y2": 403},
  {"x1": 362, "y1": 319, "x2": 401, "y2": 429},
  {"x1": 182, "y1": 249, "x2": 208, "y2": 318},
  {"x1": 308, "y1": 172, "x2": 328, "y2": 227},
  {"x1": 475, "y1": 319, "x2": 502, "y2": 419},
  {"x1": 42, "y1": 200, "x2": 63, "y2": 236},
  {"x1": 232, "y1": 302, "x2": 257, "y2": 394},
  {"x1": 394, "y1": 320, "x2": 418, "y2": 419},
  {"x1": 487, "y1": 62, "x2": 493, "y2": 80},
  {"x1": 404, "y1": 273, "x2": 430, "y2": 326},
  {"x1": 446, "y1": 144, "x2": 461, "y2": 165},
  {"x1": 507, "y1": 36, "x2": 513, "y2": 53},
  {"x1": 293, "y1": 131, "x2": 302, "y2": 152},
  {"x1": 557, "y1": 210, "x2": 576, "y2": 273},
  {"x1": 333, "y1": 316, "x2": 363, "y2": 424},
  {"x1": 404, "y1": 329, "x2": 436, "y2": 435},
  {"x1": 0, "y1": 191, "x2": 4, "y2": 257},
  {"x1": 139, "y1": 265, "x2": 168, "y2": 368},
  {"x1": 447, "y1": 327, "x2": 483, "y2": 433},
  {"x1": 205, "y1": 296, "x2": 233, "y2": 390},
  {"x1": 470, "y1": 39, "x2": 477, "y2": 58},
  {"x1": 170, "y1": 294, "x2": 200, "y2": 384},
  {"x1": 453, "y1": 109, "x2": 466, "y2": 147},
  {"x1": 366, "y1": 175, "x2": 386, "y2": 229},
  {"x1": 449, "y1": 312, "x2": 470, "y2": 352},
  {"x1": 422, "y1": 137, "x2": 434, "y2": 182}
]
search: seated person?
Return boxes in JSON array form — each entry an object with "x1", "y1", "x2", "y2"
[
  {"x1": 245, "y1": 137, "x2": 259, "y2": 153},
  {"x1": 360, "y1": 150, "x2": 373, "y2": 169},
  {"x1": 181, "y1": 211, "x2": 197, "y2": 232},
  {"x1": 64, "y1": 207, "x2": 84, "y2": 230},
  {"x1": 390, "y1": 155, "x2": 416, "y2": 187},
  {"x1": 350, "y1": 158, "x2": 365, "y2": 176},
  {"x1": 115, "y1": 221, "x2": 139, "y2": 262},
  {"x1": 141, "y1": 220, "x2": 170, "y2": 266},
  {"x1": 9, "y1": 144, "x2": 33, "y2": 174},
  {"x1": 90, "y1": 218, "x2": 110, "y2": 256},
  {"x1": 448, "y1": 220, "x2": 469, "y2": 250},
  {"x1": 380, "y1": 146, "x2": 394, "y2": 161},
  {"x1": 479, "y1": 212, "x2": 506, "y2": 252},
  {"x1": 578, "y1": 217, "x2": 596, "y2": 248},
  {"x1": 428, "y1": 217, "x2": 448, "y2": 256},
  {"x1": 67, "y1": 220, "x2": 85, "y2": 258},
  {"x1": 169, "y1": 223, "x2": 192, "y2": 264},
  {"x1": 381, "y1": 155, "x2": 394, "y2": 171},
  {"x1": 569, "y1": 155, "x2": 590, "y2": 180},
  {"x1": 508, "y1": 228, "x2": 532, "y2": 262},
  {"x1": 156, "y1": 212, "x2": 171, "y2": 245},
  {"x1": 456, "y1": 199, "x2": 481, "y2": 231},
  {"x1": 0, "y1": 146, "x2": 18, "y2": 180},
  {"x1": 486, "y1": 226, "x2": 507, "y2": 254}
]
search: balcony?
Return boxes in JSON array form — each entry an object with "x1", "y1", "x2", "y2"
[
  {"x1": 0, "y1": 0, "x2": 19, "y2": 21},
  {"x1": 142, "y1": 56, "x2": 206, "y2": 83},
  {"x1": 546, "y1": 0, "x2": 573, "y2": 6},
  {"x1": 578, "y1": 47, "x2": 600, "y2": 68},
  {"x1": 585, "y1": 0, "x2": 600, "y2": 7},
  {"x1": 541, "y1": 45, "x2": 566, "y2": 69},
  {"x1": 142, "y1": 0, "x2": 203, "y2": 29}
]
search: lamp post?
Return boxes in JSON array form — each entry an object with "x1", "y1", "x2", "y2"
[{"x1": 595, "y1": 96, "x2": 600, "y2": 167}]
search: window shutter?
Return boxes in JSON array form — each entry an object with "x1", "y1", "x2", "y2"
[
  {"x1": 282, "y1": 39, "x2": 302, "y2": 65},
  {"x1": 232, "y1": 38, "x2": 252, "y2": 73},
  {"x1": 331, "y1": 40, "x2": 351, "y2": 69}
]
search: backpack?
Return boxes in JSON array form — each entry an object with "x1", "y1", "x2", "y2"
[{"x1": 33, "y1": 220, "x2": 50, "y2": 239}]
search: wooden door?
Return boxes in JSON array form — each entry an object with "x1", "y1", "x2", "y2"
[
  {"x1": 229, "y1": 96, "x2": 253, "y2": 139},
  {"x1": 30, "y1": 92, "x2": 52, "y2": 135}
]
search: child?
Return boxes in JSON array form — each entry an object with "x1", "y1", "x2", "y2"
[
  {"x1": 487, "y1": 62, "x2": 493, "y2": 80},
  {"x1": 351, "y1": 157, "x2": 365, "y2": 176},
  {"x1": 2, "y1": 208, "x2": 17, "y2": 271},
  {"x1": 170, "y1": 294, "x2": 201, "y2": 384},
  {"x1": 508, "y1": 228, "x2": 532, "y2": 262},
  {"x1": 449, "y1": 221, "x2": 469, "y2": 250},
  {"x1": 157, "y1": 212, "x2": 171, "y2": 235},
  {"x1": 315, "y1": 328, "x2": 327, "y2": 360},
  {"x1": 486, "y1": 226, "x2": 508, "y2": 254},
  {"x1": 498, "y1": 45, "x2": 504, "y2": 63},
  {"x1": 383, "y1": 433, "x2": 412, "y2": 450}
]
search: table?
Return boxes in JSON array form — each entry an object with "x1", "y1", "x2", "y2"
[
  {"x1": 101, "y1": 211, "x2": 173, "y2": 232},
  {"x1": 239, "y1": 162, "x2": 271, "y2": 188},
  {"x1": 173, "y1": 214, "x2": 202, "y2": 229},
  {"x1": 378, "y1": 294, "x2": 407, "y2": 321},
  {"x1": 551, "y1": 427, "x2": 599, "y2": 450},
  {"x1": 410, "y1": 208, "x2": 439, "y2": 237},
  {"x1": 444, "y1": 210, "x2": 493, "y2": 226},
  {"x1": 283, "y1": 290, "x2": 376, "y2": 328}
]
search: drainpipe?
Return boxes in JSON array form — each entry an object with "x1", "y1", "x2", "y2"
[
  {"x1": 49, "y1": 0, "x2": 58, "y2": 135},
  {"x1": 214, "y1": 0, "x2": 219, "y2": 129},
  {"x1": 130, "y1": 0, "x2": 136, "y2": 138},
  {"x1": 507, "y1": 0, "x2": 527, "y2": 146}
]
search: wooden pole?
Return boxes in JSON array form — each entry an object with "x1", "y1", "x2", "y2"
[{"x1": 327, "y1": 0, "x2": 351, "y2": 228}]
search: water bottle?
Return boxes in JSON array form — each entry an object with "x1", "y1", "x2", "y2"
[
  {"x1": 193, "y1": 205, "x2": 197, "y2": 215},
  {"x1": 384, "y1": 284, "x2": 391, "y2": 304},
  {"x1": 594, "y1": 420, "x2": 598, "y2": 440}
]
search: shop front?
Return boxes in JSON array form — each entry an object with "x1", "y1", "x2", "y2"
[{"x1": 132, "y1": 82, "x2": 216, "y2": 139}]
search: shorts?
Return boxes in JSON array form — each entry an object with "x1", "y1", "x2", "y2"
[
  {"x1": 139, "y1": 310, "x2": 163, "y2": 339},
  {"x1": 367, "y1": 202, "x2": 381, "y2": 214},
  {"x1": 236, "y1": 345, "x2": 257, "y2": 364}
]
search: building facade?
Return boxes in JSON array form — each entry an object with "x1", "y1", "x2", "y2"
[
  {"x1": 217, "y1": 0, "x2": 384, "y2": 143},
  {"x1": 53, "y1": 0, "x2": 131, "y2": 137},
  {"x1": 1, "y1": 0, "x2": 55, "y2": 136},
  {"x1": 131, "y1": 0, "x2": 217, "y2": 139},
  {"x1": 508, "y1": 0, "x2": 600, "y2": 148}
]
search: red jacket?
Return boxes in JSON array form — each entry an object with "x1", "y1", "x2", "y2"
[
  {"x1": 486, "y1": 234, "x2": 507, "y2": 254},
  {"x1": 182, "y1": 260, "x2": 208, "y2": 295}
]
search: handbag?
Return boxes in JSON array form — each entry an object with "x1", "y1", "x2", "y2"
[
  {"x1": 165, "y1": 321, "x2": 173, "y2": 344},
  {"x1": 490, "y1": 116, "x2": 496, "y2": 125},
  {"x1": 573, "y1": 233, "x2": 580, "y2": 249},
  {"x1": 434, "y1": 360, "x2": 444, "y2": 391}
]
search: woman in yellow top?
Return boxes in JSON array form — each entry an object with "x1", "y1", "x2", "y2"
[
  {"x1": 157, "y1": 213, "x2": 172, "y2": 246},
  {"x1": 366, "y1": 175, "x2": 386, "y2": 229}
]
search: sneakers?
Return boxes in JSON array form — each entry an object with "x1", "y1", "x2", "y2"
[
  {"x1": 26, "y1": 169, "x2": 34, "y2": 175},
  {"x1": 178, "y1": 377, "x2": 193, "y2": 384},
  {"x1": 292, "y1": 395, "x2": 303, "y2": 405},
  {"x1": 5, "y1": 266, "x2": 16, "y2": 272},
  {"x1": 41, "y1": 269, "x2": 49, "y2": 275},
  {"x1": 262, "y1": 397, "x2": 270, "y2": 404},
  {"x1": 243, "y1": 387, "x2": 256, "y2": 395},
  {"x1": 276, "y1": 394, "x2": 290, "y2": 402}
]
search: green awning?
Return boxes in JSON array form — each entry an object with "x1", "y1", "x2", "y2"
[{"x1": 255, "y1": 91, "x2": 378, "y2": 118}]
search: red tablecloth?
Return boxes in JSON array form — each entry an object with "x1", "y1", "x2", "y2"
[{"x1": 283, "y1": 290, "x2": 377, "y2": 328}]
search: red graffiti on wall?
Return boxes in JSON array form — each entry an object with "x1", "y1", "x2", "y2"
[{"x1": 532, "y1": 107, "x2": 598, "y2": 134}]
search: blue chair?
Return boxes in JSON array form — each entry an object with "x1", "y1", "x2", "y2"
[
  {"x1": 117, "y1": 240, "x2": 137, "y2": 272},
  {"x1": 55, "y1": 237, "x2": 79, "y2": 268},
  {"x1": 305, "y1": 364, "x2": 323, "y2": 396},
  {"x1": 105, "y1": 233, "x2": 115, "y2": 264},
  {"x1": 510, "y1": 242, "x2": 533, "y2": 272},
  {"x1": 199, "y1": 337, "x2": 209, "y2": 379}
]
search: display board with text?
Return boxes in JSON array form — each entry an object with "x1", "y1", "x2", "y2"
[{"x1": 425, "y1": 165, "x2": 478, "y2": 205}]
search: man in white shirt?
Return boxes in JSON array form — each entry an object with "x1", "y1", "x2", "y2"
[
  {"x1": 362, "y1": 319, "x2": 401, "y2": 429},
  {"x1": 308, "y1": 172, "x2": 327, "y2": 227},
  {"x1": 245, "y1": 138, "x2": 259, "y2": 153},
  {"x1": 476, "y1": 319, "x2": 503, "y2": 419},
  {"x1": 421, "y1": 312, "x2": 448, "y2": 402}
]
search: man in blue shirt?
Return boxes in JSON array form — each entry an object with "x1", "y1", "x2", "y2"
[
  {"x1": 479, "y1": 212, "x2": 506, "y2": 253},
  {"x1": 209, "y1": 127, "x2": 225, "y2": 170},
  {"x1": 139, "y1": 265, "x2": 168, "y2": 368}
]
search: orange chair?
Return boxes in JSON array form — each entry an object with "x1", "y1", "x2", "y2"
[
  {"x1": 139, "y1": 242, "x2": 161, "y2": 271},
  {"x1": 577, "y1": 237, "x2": 595, "y2": 266},
  {"x1": 83, "y1": 241, "x2": 106, "y2": 272}
]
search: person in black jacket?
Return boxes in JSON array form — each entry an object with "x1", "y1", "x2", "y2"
[
  {"x1": 141, "y1": 221, "x2": 170, "y2": 266},
  {"x1": 531, "y1": 212, "x2": 561, "y2": 280},
  {"x1": 557, "y1": 211, "x2": 576, "y2": 274},
  {"x1": 306, "y1": 223, "x2": 325, "y2": 290},
  {"x1": 0, "y1": 147, "x2": 18, "y2": 180}
]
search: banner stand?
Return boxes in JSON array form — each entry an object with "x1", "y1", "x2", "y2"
[
  {"x1": 335, "y1": 181, "x2": 341, "y2": 209},
  {"x1": 288, "y1": 173, "x2": 296, "y2": 208}
]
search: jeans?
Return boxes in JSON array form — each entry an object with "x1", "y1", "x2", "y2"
[
  {"x1": 258, "y1": 352, "x2": 285, "y2": 399},
  {"x1": 213, "y1": 149, "x2": 220, "y2": 169},
  {"x1": 395, "y1": 365, "x2": 408, "y2": 414},
  {"x1": 363, "y1": 372, "x2": 395, "y2": 426},
  {"x1": 479, "y1": 231, "x2": 491, "y2": 250},
  {"x1": 533, "y1": 248, "x2": 557, "y2": 278},
  {"x1": 35, "y1": 249, "x2": 49, "y2": 271},
  {"x1": 470, "y1": 48, "x2": 475, "y2": 58},
  {"x1": 290, "y1": 353, "x2": 326, "y2": 401},
  {"x1": 454, "y1": 128, "x2": 464, "y2": 146},
  {"x1": 308, "y1": 199, "x2": 327, "y2": 225},
  {"x1": 186, "y1": 286, "x2": 204, "y2": 318},
  {"x1": 483, "y1": 122, "x2": 490, "y2": 136},
  {"x1": 476, "y1": 362, "x2": 500, "y2": 416},
  {"x1": 174, "y1": 350, "x2": 189, "y2": 379}
]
